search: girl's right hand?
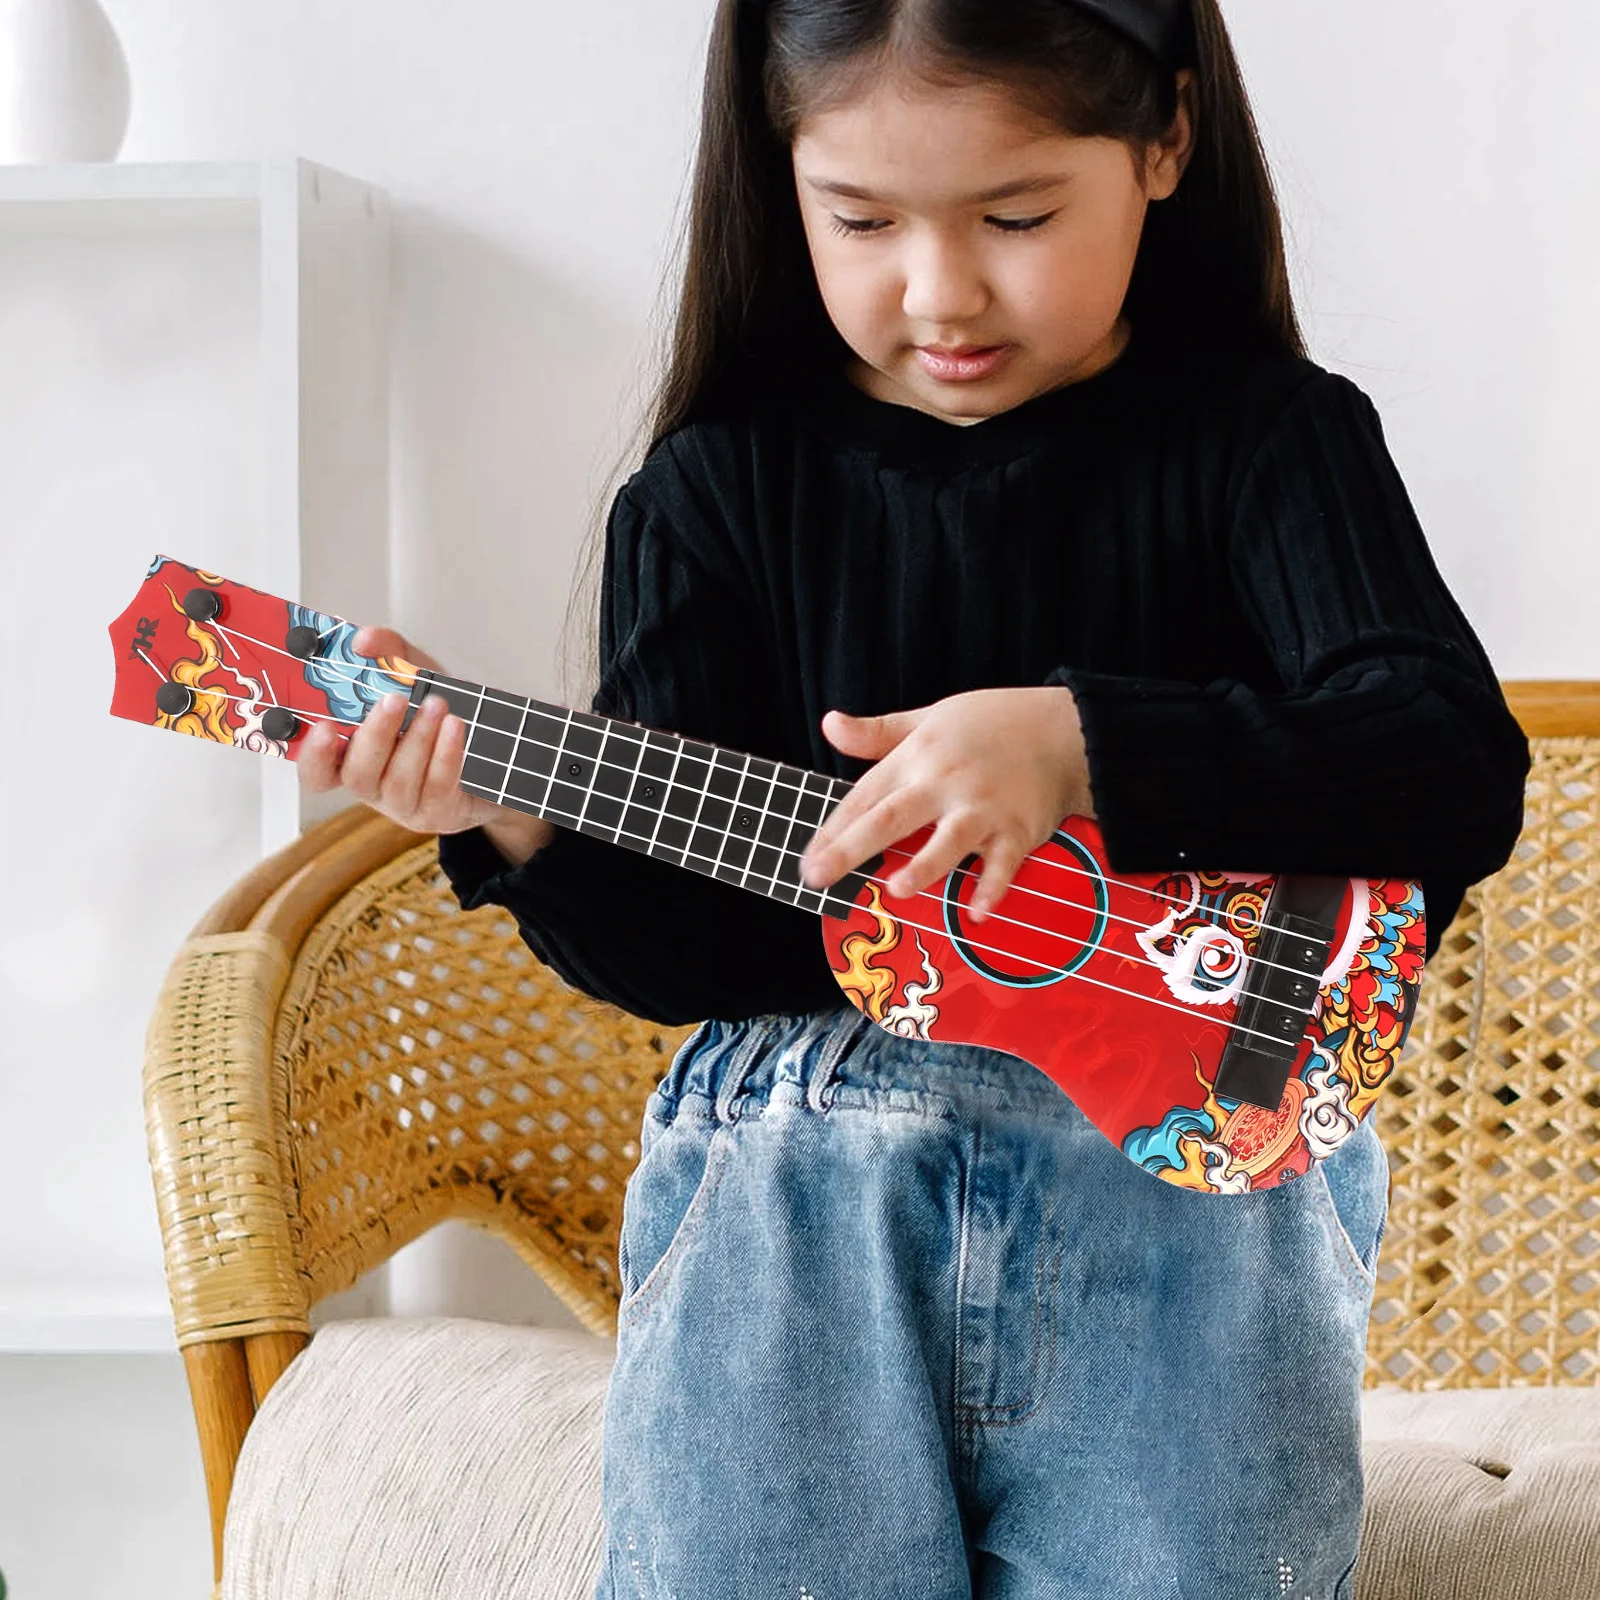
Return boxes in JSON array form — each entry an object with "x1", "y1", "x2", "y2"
[{"x1": 297, "y1": 626, "x2": 555, "y2": 867}]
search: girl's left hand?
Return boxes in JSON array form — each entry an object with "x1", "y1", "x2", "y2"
[{"x1": 798, "y1": 686, "x2": 1095, "y2": 923}]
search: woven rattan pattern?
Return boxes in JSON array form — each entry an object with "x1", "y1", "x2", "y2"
[
  {"x1": 1368, "y1": 737, "x2": 1600, "y2": 1388},
  {"x1": 144, "y1": 931, "x2": 306, "y2": 1347},
  {"x1": 263, "y1": 740, "x2": 1598, "y2": 1376},
  {"x1": 271, "y1": 840, "x2": 697, "y2": 1339}
]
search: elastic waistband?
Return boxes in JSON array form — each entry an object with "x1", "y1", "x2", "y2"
[{"x1": 651, "y1": 1004, "x2": 1080, "y2": 1126}]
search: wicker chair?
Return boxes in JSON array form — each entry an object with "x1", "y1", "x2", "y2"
[{"x1": 144, "y1": 683, "x2": 1600, "y2": 1600}]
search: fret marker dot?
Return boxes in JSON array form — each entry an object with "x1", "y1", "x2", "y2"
[
  {"x1": 568, "y1": 761, "x2": 582, "y2": 776},
  {"x1": 737, "y1": 813, "x2": 754, "y2": 831},
  {"x1": 643, "y1": 785, "x2": 657, "y2": 799}
]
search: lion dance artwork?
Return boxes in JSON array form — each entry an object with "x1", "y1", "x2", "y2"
[
  {"x1": 110, "y1": 555, "x2": 1428, "y2": 1195},
  {"x1": 819, "y1": 836, "x2": 1425, "y2": 1193}
]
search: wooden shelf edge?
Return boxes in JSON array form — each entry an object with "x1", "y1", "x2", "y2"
[{"x1": 1501, "y1": 681, "x2": 1600, "y2": 739}]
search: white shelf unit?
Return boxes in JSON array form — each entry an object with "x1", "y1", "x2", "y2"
[
  {"x1": 0, "y1": 155, "x2": 392, "y2": 855},
  {"x1": 0, "y1": 157, "x2": 391, "y2": 1354}
]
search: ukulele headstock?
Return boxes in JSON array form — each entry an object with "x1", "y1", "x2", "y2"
[{"x1": 108, "y1": 554, "x2": 421, "y2": 759}]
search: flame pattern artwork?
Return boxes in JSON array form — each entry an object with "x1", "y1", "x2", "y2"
[{"x1": 111, "y1": 556, "x2": 420, "y2": 763}]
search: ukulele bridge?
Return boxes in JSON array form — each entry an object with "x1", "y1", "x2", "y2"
[{"x1": 1212, "y1": 875, "x2": 1344, "y2": 1111}]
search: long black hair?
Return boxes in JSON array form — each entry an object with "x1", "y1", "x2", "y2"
[{"x1": 560, "y1": 0, "x2": 1304, "y2": 698}]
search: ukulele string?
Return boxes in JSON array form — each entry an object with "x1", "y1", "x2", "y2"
[
  {"x1": 150, "y1": 624, "x2": 1331, "y2": 985},
  {"x1": 134, "y1": 650, "x2": 354, "y2": 742},
  {"x1": 205, "y1": 616, "x2": 1291, "y2": 933},
  {"x1": 135, "y1": 639, "x2": 1319, "y2": 1049},
  {"x1": 451, "y1": 770, "x2": 1319, "y2": 1053},
  {"x1": 165, "y1": 620, "x2": 1337, "y2": 985},
  {"x1": 868, "y1": 843, "x2": 1318, "y2": 989},
  {"x1": 145, "y1": 628, "x2": 1327, "y2": 996}
]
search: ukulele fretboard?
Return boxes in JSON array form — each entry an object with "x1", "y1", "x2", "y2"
[{"x1": 406, "y1": 672, "x2": 879, "y2": 917}]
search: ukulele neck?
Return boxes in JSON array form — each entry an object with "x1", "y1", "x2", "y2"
[{"x1": 406, "y1": 671, "x2": 875, "y2": 917}]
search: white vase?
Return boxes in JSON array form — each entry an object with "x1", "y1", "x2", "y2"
[{"x1": 0, "y1": 0, "x2": 132, "y2": 163}]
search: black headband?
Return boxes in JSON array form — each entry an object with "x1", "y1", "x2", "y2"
[
  {"x1": 1068, "y1": 0, "x2": 1196, "y2": 69},
  {"x1": 739, "y1": 0, "x2": 1196, "y2": 73}
]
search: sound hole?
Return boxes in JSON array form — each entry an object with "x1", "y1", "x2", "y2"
[{"x1": 943, "y1": 829, "x2": 1109, "y2": 989}]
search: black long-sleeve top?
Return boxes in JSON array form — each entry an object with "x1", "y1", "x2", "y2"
[{"x1": 438, "y1": 330, "x2": 1531, "y2": 1026}]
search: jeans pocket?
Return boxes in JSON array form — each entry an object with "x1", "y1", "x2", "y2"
[
  {"x1": 1334, "y1": 1550, "x2": 1359, "y2": 1600},
  {"x1": 616, "y1": 1110, "x2": 732, "y2": 1323},
  {"x1": 1314, "y1": 1121, "x2": 1390, "y2": 1288}
]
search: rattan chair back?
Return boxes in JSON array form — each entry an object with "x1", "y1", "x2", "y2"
[{"x1": 1367, "y1": 707, "x2": 1600, "y2": 1387}]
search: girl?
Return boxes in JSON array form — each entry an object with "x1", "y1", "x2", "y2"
[{"x1": 300, "y1": 1, "x2": 1530, "y2": 1594}]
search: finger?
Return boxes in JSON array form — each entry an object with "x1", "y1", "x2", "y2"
[
  {"x1": 967, "y1": 838, "x2": 1030, "y2": 923},
  {"x1": 296, "y1": 718, "x2": 348, "y2": 793},
  {"x1": 351, "y1": 627, "x2": 441, "y2": 676},
  {"x1": 822, "y1": 706, "x2": 923, "y2": 757},
  {"x1": 804, "y1": 787, "x2": 934, "y2": 889},
  {"x1": 340, "y1": 692, "x2": 409, "y2": 801},
  {"x1": 883, "y1": 812, "x2": 985, "y2": 902},
  {"x1": 802, "y1": 736, "x2": 914, "y2": 874},
  {"x1": 418, "y1": 711, "x2": 472, "y2": 816},
  {"x1": 802, "y1": 785, "x2": 874, "y2": 881},
  {"x1": 299, "y1": 720, "x2": 339, "y2": 787},
  {"x1": 820, "y1": 709, "x2": 889, "y2": 756},
  {"x1": 806, "y1": 748, "x2": 921, "y2": 876},
  {"x1": 380, "y1": 692, "x2": 450, "y2": 815}
]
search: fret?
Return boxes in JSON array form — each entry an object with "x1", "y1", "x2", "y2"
[
  {"x1": 410, "y1": 674, "x2": 483, "y2": 723},
  {"x1": 611, "y1": 727, "x2": 653, "y2": 846},
  {"x1": 572, "y1": 723, "x2": 600, "y2": 836},
  {"x1": 459, "y1": 775, "x2": 503, "y2": 809},
  {"x1": 779, "y1": 771, "x2": 831, "y2": 912},
  {"x1": 649, "y1": 738, "x2": 707, "y2": 867},
  {"x1": 759, "y1": 763, "x2": 811, "y2": 905},
  {"x1": 754, "y1": 766, "x2": 798, "y2": 900},
  {"x1": 674, "y1": 739, "x2": 718, "y2": 875},
  {"x1": 706, "y1": 750, "x2": 748, "y2": 886},
  {"x1": 740, "y1": 757, "x2": 787, "y2": 895},
  {"x1": 470, "y1": 687, "x2": 532, "y2": 809},
  {"x1": 501, "y1": 702, "x2": 567, "y2": 813},
  {"x1": 568, "y1": 706, "x2": 617, "y2": 749},
  {"x1": 634, "y1": 731, "x2": 684, "y2": 856},
  {"x1": 577, "y1": 720, "x2": 646, "y2": 843},
  {"x1": 813, "y1": 771, "x2": 886, "y2": 919},
  {"x1": 494, "y1": 704, "x2": 525, "y2": 807},
  {"x1": 544, "y1": 708, "x2": 589, "y2": 825},
  {"x1": 467, "y1": 682, "x2": 524, "y2": 755},
  {"x1": 692, "y1": 748, "x2": 746, "y2": 881},
  {"x1": 420, "y1": 675, "x2": 497, "y2": 793}
]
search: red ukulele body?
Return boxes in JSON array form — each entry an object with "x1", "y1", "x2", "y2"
[{"x1": 820, "y1": 825, "x2": 1423, "y2": 1192}]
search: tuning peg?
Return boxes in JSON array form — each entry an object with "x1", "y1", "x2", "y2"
[
  {"x1": 285, "y1": 625, "x2": 322, "y2": 659},
  {"x1": 261, "y1": 707, "x2": 301, "y2": 742},
  {"x1": 155, "y1": 681, "x2": 194, "y2": 717},
  {"x1": 183, "y1": 588, "x2": 223, "y2": 623}
]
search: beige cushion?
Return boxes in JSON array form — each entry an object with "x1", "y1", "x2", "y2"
[
  {"x1": 222, "y1": 1317, "x2": 614, "y2": 1600},
  {"x1": 1357, "y1": 1387, "x2": 1600, "y2": 1599},
  {"x1": 223, "y1": 1318, "x2": 1600, "y2": 1600}
]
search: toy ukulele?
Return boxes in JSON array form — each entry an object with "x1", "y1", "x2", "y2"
[{"x1": 111, "y1": 556, "x2": 1427, "y2": 1194}]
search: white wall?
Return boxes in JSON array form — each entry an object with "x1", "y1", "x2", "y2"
[
  {"x1": 1236, "y1": 1, "x2": 1600, "y2": 671},
  {"x1": 4, "y1": 0, "x2": 1595, "y2": 1349},
  {"x1": 0, "y1": 216, "x2": 269, "y2": 1349}
]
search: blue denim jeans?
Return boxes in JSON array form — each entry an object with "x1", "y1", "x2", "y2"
[{"x1": 595, "y1": 1003, "x2": 1388, "y2": 1600}]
